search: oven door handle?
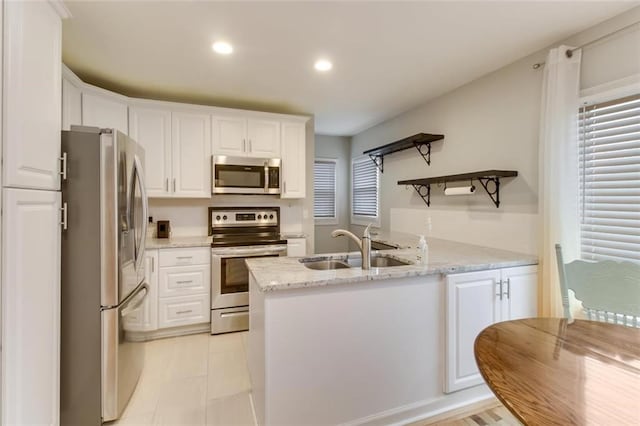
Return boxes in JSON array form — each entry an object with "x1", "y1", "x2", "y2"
[{"x1": 213, "y1": 246, "x2": 287, "y2": 257}]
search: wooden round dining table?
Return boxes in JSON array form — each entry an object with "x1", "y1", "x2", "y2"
[{"x1": 474, "y1": 318, "x2": 640, "y2": 425}]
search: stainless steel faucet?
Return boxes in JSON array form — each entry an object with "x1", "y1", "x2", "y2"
[{"x1": 331, "y1": 224, "x2": 373, "y2": 270}]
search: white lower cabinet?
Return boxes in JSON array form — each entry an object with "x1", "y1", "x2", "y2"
[
  {"x1": 2, "y1": 188, "x2": 61, "y2": 425},
  {"x1": 445, "y1": 265, "x2": 537, "y2": 393},
  {"x1": 157, "y1": 247, "x2": 210, "y2": 329},
  {"x1": 287, "y1": 238, "x2": 307, "y2": 257}
]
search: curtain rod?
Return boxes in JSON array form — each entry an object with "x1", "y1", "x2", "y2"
[{"x1": 532, "y1": 20, "x2": 640, "y2": 69}]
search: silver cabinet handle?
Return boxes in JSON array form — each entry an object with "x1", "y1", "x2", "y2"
[
  {"x1": 176, "y1": 280, "x2": 193, "y2": 285},
  {"x1": 496, "y1": 280, "x2": 503, "y2": 301},
  {"x1": 504, "y1": 278, "x2": 511, "y2": 299},
  {"x1": 173, "y1": 178, "x2": 176, "y2": 192},
  {"x1": 176, "y1": 256, "x2": 193, "y2": 259},
  {"x1": 176, "y1": 310, "x2": 193, "y2": 315},
  {"x1": 249, "y1": 139, "x2": 252, "y2": 152},
  {"x1": 59, "y1": 152, "x2": 67, "y2": 181},
  {"x1": 283, "y1": 181, "x2": 287, "y2": 194},
  {"x1": 243, "y1": 138, "x2": 246, "y2": 152},
  {"x1": 151, "y1": 256, "x2": 155, "y2": 273},
  {"x1": 165, "y1": 178, "x2": 169, "y2": 192},
  {"x1": 60, "y1": 202, "x2": 68, "y2": 230}
]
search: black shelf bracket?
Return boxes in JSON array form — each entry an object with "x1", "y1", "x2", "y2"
[
  {"x1": 369, "y1": 154, "x2": 384, "y2": 173},
  {"x1": 414, "y1": 142, "x2": 432, "y2": 166},
  {"x1": 477, "y1": 177, "x2": 501, "y2": 208},
  {"x1": 410, "y1": 184, "x2": 431, "y2": 207}
]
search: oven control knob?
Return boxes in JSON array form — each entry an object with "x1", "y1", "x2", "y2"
[
  {"x1": 216, "y1": 215, "x2": 221, "y2": 221},
  {"x1": 223, "y1": 215, "x2": 227, "y2": 220},
  {"x1": 269, "y1": 214, "x2": 274, "y2": 219},
  {"x1": 258, "y1": 215, "x2": 262, "y2": 219}
]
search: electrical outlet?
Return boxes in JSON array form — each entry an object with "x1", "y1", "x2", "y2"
[{"x1": 148, "y1": 216, "x2": 153, "y2": 223}]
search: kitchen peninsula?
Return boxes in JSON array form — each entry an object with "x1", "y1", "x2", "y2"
[{"x1": 247, "y1": 237, "x2": 538, "y2": 425}]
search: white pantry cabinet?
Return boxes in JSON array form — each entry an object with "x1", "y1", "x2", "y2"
[
  {"x1": 212, "y1": 115, "x2": 280, "y2": 158},
  {"x1": 125, "y1": 250, "x2": 159, "y2": 332},
  {"x1": 445, "y1": 265, "x2": 537, "y2": 393},
  {"x1": 129, "y1": 106, "x2": 172, "y2": 197},
  {"x1": 62, "y1": 76, "x2": 82, "y2": 131},
  {"x1": 82, "y1": 90, "x2": 128, "y2": 135},
  {"x1": 171, "y1": 112, "x2": 212, "y2": 198},
  {"x1": 2, "y1": 188, "x2": 61, "y2": 425},
  {"x1": 3, "y1": 0, "x2": 62, "y2": 190},
  {"x1": 280, "y1": 121, "x2": 306, "y2": 198}
]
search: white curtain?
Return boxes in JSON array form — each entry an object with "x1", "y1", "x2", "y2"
[{"x1": 538, "y1": 45, "x2": 582, "y2": 317}]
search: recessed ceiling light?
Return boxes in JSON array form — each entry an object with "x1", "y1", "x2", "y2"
[
  {"x1": 212, "y1": 41, "x2": 233, "y2": 55},
  {"x1": 314, "y1": 59, "x2": 333, "y2": 72}
]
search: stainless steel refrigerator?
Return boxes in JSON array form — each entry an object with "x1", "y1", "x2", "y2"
[{"x1": 61, "y1": 126, "x2": 149, "y2": 425}]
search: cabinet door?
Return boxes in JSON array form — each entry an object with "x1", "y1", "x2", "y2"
[
  {"x1": 501, "y1": 265, "x2": 538, "y2": 321},
  {"x1": 280, "y1": 122, "x2": 306, "y2": 199},
  {"x1": 62, "y1": 77, "x2": 82, "y2": 131},
  {"x1": 3, "y1": 0, "x2": 61, "y2": 190},
  {"x1": 2, "y1": 188, "x2": 61, "y2": 425},
  {"x1": 125, "y1": 250, "x2": 159, "y2": 332},
  {"x1": 129, "y1": 107, "x2": 172, "y2": 197},
  {"x1": 171, "y1": 112, "x2": 211, "y2": 197},
  {"x1": 82, "y1": 91, "x2": 128, "y2": 135},
  {"x1": 445, "y1": 269, "x2": 501, "y2": 393},
  {"x1": 287, "y1": 238, "x2": 307, "y2": 257},
  {"x1": 247, "y1": 119, "x2": 280, "y2": 157},
  {"x1": 211, "y1": 115, "x2": 246, "y2": 156}
]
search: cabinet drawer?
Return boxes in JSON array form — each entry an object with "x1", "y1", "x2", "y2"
[
  {"x1": 158, "y1": 294, "x2": 210, "y2": 328},
  {"x1": 159, "y1": 264, "x2": 210, "y2": 297},
  {"x1": 159, "y1": 247, "x2": 210, "y2": 267}
]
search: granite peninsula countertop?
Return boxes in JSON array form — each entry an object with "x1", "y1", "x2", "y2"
[{"x1": 246, "y1": 237, "x2": 537, "y2": 292}]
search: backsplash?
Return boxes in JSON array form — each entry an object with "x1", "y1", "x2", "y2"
[{"x1": 148, "y1": 196, "x2": 305, "y2": 237}]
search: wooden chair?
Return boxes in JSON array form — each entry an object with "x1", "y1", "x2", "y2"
[{"x1": 555, "y1": 244, "x2": 640, "y2": 327}]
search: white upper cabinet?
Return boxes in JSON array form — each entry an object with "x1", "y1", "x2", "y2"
[
  {"x1": 129, "y1": 106, "x2": 172, "y2": 197},
  {"x1": 247, "y1": 119, "x2": 281, "y2": 157},
  {"x1": 2, "y1": 188, "x2": 61, "y2": 425},
  {"x1": 3, "y1": 0, "x2": 62, "y2": 190},
  {"x1": 62, "y1": 77, "x2": 82, "y2": 131},
  {"x1": 211, "y1": 115, "x2": 247, "y2": 156},
  {"x1": 172, "y1": 112, "x2": 211, "y2": 198},
  {"x1": 212, "y1": 116, "x2": 280, "y2": 158},
  {"x1": 82, "y1": 91, "x2": 128, "y2": 135},
  {"x1": 281, "y1": 121, "x2": 306, "y2": 199}
]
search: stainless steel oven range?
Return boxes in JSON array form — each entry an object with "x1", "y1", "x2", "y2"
[{"x1": 209, "y1": 207, "x2": 287, "y2": 334}]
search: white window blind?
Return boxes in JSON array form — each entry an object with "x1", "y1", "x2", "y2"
[
  {"x1": 579, "y1": 93, "x2": 640, "y2": 262},
  {"x1": 352, "y1": 158, "x2": 379, "y2": 218},
  {"x1": 314, "y1": 160, "x2": 336, "y2": 220}
]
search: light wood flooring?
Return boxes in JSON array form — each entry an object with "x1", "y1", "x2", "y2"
[{"x1": 112, "y1": 332, "x2": 520, "y2": 426}]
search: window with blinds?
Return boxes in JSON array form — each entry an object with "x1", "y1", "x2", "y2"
[
  {"x1": 579, "y1": 93, "x2": 640, "y2": 263},
  {"x1": 352, "y1": 157, "x2": 379, "y2": 222},
  {"x1": 314, "y1": 160, "x2": 337, "y2": 221}
]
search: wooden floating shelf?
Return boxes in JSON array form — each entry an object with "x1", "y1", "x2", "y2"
[
  {"x1": 397, "y1": 170, "x2": 518, "y2": 208},
  {"x1": 363, "y1": 133, "x2": 444, "y2": 173}
]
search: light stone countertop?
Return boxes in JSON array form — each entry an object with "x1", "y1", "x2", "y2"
[
  {"x1": 146, "y1": 235, "x2": 212, "y2": 249},
  {"x1": 246, "y1": 237, "x2": 537, "y2": 292},
  {"x1": 369, "y1": 229, "x2": 420, "y2": 249}
]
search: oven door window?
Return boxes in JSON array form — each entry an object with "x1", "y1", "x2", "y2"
[
  {"x1": 220, "y1": 254, "x2": 278, "y2": 294},
  {"x1": 215, "y1": 165, "x2": 265, "y2": 189}
]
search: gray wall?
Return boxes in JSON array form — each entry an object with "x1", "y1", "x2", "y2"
[
  {"x1": 350, "y1": 7, "x2": 640, "y2": 255},
  {"x1": 314, "y1": 135, "x2": 351, "y2": 254}
]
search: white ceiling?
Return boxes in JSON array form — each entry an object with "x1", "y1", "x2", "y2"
[{"x1": 62, "y1": 1, "x2": 636, "y2": 136}]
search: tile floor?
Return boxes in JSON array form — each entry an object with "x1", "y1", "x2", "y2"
[
  {"x1": 113, "y1": 332, "x2": 519, "y2": 426},
  {"x1": 112, "y1": 332, "x2": 255, "y2": 426}
]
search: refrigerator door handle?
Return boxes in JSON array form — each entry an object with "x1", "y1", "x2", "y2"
[
  {"x1": 132, "y1": 155, "x2": 148, "y2": 272},
  {"x1": 120, "y1": 284, "x2": 148, "y2": 317}
]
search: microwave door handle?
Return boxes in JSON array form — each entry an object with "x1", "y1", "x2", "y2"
[{"x1": 264, "y1": 162, "x2": 269, "y2": 193}]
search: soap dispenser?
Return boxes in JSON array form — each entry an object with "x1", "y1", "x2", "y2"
[{"x1": 417, "y1": 235, "x2": 428, "y2": 265}]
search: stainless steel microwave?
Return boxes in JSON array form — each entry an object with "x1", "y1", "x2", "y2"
[{"x1": 212, "y1": 155, "x2": 281, "y2": 195}]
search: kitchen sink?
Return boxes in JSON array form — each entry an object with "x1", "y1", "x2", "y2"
[
  {"x1": 302, "y1": 259, "x2": 351, "y2": 270},
  {"x1": 300, "y1": 254, "x2": 412, "y2": 270}
]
